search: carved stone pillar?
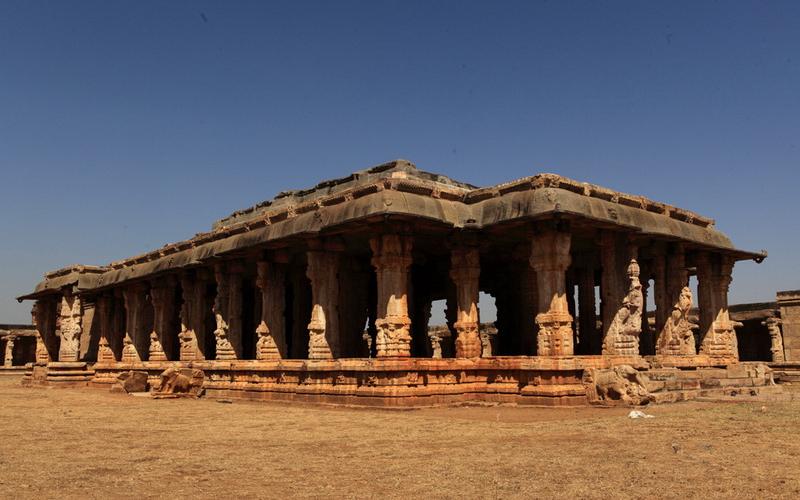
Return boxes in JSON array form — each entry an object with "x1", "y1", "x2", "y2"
[
  {"x1": 122, "y1": 283, "x2": 149, "y2": 362},
  {"x1": 764, "y1": 317, "x2": 785, "y2": 363},
  {"x1": 370, "y1": 234, "x2": 413, "y2": 357},
  {"x1": 306, "y1": 248, "x2": 341, "y2": 359},
  {"x1": 96, "y1": 295, "x2": 116, "y2": 363},
  {"x1": 600, "y1": 240, "x2": 642, "y2": 356},
  {"x1": 227, "y1": 262, "x2": 244, "y2": 359},
  {"x1": 33, "y1": 299, "x2": 59, "y2": 363},
  {"x1": 639, "y1": 274, "x2": 655, "y2": 356},
  {"x1": 58, "y1": 292, "x2": 82, "y2": 362},
  {"x1": 656, "y1": 246, "x2": 697, "y2": 355},
  {"x1": 699, "y1": 256, "x2": 739, "y2": 359},
  {"x1": 531, "y1": 228, "x2": 573, "y2": 356},
  {"x1": 601, "y1": 248, "x2": 643, "y2": 356},
  {"x1": 256, "y1": 260, "x2": 287, "y2": 359},
  {"x1": 3, "y1": 336, "x2": 15, "y2": 367},
  {"x1": 652, "y1": 249, "x2": 668, "y2": 336},
  {"x1": 450, "y1": 247, "x2": 482, "y2": 358},
  {"x1": 178, "y1": 274, "x2": 200, "y2": 361},
  {"x1": 213, "y1": 263, "x2": 235, "y2": 360},
  {"x1": 150, "y1": 277, "x2": 177, "y2": 361},
  {"x1": 577, "y1": 266, "x2": 598, "y2": 354}
]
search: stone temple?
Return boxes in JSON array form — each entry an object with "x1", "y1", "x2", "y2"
[{"x1": 17, "y1": 160, "x2": 780, "y2": 405}]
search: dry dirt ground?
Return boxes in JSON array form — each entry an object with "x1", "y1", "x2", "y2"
[{"x1": 1, "y1": 376, "x2": 799, "y2": 499}]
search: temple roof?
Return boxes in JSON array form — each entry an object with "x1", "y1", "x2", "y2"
[{"x1": 18, "y1": 159, "x2": 767, "y2": 301}]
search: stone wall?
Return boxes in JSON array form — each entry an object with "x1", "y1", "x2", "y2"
[{"x1": 777, "y1": 291, "x2": 800, "y2": 361}]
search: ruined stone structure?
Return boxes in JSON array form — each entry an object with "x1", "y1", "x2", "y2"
[
  {"x1": 0, "y1": 324, "x2": 37, "y2": 370},
  {"x1": 17, "y1": 160, "x2": 775, "y2": 405}
]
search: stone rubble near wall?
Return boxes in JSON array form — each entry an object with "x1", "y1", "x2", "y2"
[{"x1": 111, "y1": 370, "x2": 149, "y2": 393}]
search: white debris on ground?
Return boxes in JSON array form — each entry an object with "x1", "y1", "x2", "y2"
[{"x1": 628, "y1": 410, "x2": 655, "y2": 419}]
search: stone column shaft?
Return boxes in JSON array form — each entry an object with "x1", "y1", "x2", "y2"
[
  {"x1": 213, "y1": 263, "x2": 236, "y2": 360},
  {"x1": 306, "y1": 250, "x2": 341, "y2": 359},
  {"x1": 601, "y1": 240, "x2": 642, "y2": 356},
  {"x1": 655, "y1": 246, "x2": 697, "y2": 356},
  {"x1": 450, "y1": 247, "x2": 481, "y2": 358},
  {"x1": 149, "y1": 278, "x2": 177, "y2": 361},
  {"x1": 256, "y1": 260, "x2": 287, "y2": 360},
  {"x1": 699, "y1": 255, "x2": 738, "y2": 359},
  {"x1": 2, "y1": 336, "x2": 15, "y2": 366},
  {"x1": 531, "y1": 228, "x2": 573, "y2": 356},
  {"x1": 33, "y1": 299, "x2": 59, "y2": 363},
  {"x1": 122, "y1": 283, "x2": 149, "y2": 362},
  {"x1": 370, "y1": 234, "x2": 413, "y2": 358},
  {"x1": 58, "y1": 293, "x2": 82, "y2": 362},
  {"x1": 96, "y1": 295, "x2": 116, "y2": 363},
  {"x1": 577, "y1": 266, "x2": 598, "y2": 354}
]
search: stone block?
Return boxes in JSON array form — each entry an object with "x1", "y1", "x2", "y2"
[{"x1": 115, "y1": 370, "x2": 149, "y2": 393}]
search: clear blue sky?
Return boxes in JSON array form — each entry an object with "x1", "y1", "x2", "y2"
[{"x1": 1, "y1": 1, "x2": 798, "y2": 324}]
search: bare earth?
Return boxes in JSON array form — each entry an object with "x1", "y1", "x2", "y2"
[{"x1": 1, "y1": 376, "x2": 798, "y2": 499}]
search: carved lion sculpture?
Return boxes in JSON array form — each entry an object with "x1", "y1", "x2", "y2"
[{"x1": 583, "y1": 365, "x2": 651, "y2": 406}]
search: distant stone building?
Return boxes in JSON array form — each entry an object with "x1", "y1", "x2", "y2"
[
  {"x1": 0, "y1": 324, "x2": 37, "y2": 368},
  {"x1": 16, "y1": 160, "x2": 782, "y2": 404}
]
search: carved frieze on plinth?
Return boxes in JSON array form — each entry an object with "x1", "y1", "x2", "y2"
[
  {"x1": 656, "y1": 286, "x2": 698, "y2": 355},
  {"x1": 58, "y1": 295, "x2": 82, "y2": 362},
  {"x1": 602, "y1": 259, "x2": 643, "y2": 355},
  {"x1": 371, "y1": 234, "x2": 413, "y2": 358}
]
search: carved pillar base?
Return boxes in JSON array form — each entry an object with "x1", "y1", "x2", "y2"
[
  {"x1": 256, "y1": 322, "x2": 281, "y2": 360},
  {"x1": 121, "y1": 336, "x2": 141, "y2": 362},
  {"x1": 535, "y1": 311, "x2": 574, "y2": 356},
  {"x1": 97, "y1": 338, "x2": 115, "y2": 363},
  {"x1": 149, "y1": 332, "x2": 167, "y2": 361},
  {"x1": 179, "y1": 329, "x2": 200, "y2": 361},
  {"x1": 700, "y1": 321, "x2": 739, "y2": 359},
  {"x1": 35, "y1": 336, "x2": 49, "y2": 364},
  {"x1": 454, "y1": 322, "x2": 482, "y2": 358},
  {"x1": 375, "y1": 317, "x2": 412, "y2": 357}
]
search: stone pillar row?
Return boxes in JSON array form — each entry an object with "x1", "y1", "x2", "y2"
[{"x1": 35, "y1": 229, "x2": 740, "y2": 363}]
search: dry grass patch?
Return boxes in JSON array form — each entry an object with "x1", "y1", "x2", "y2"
[{"x1": 1, "y1": 377, "x2": 798, "y2": 499}]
